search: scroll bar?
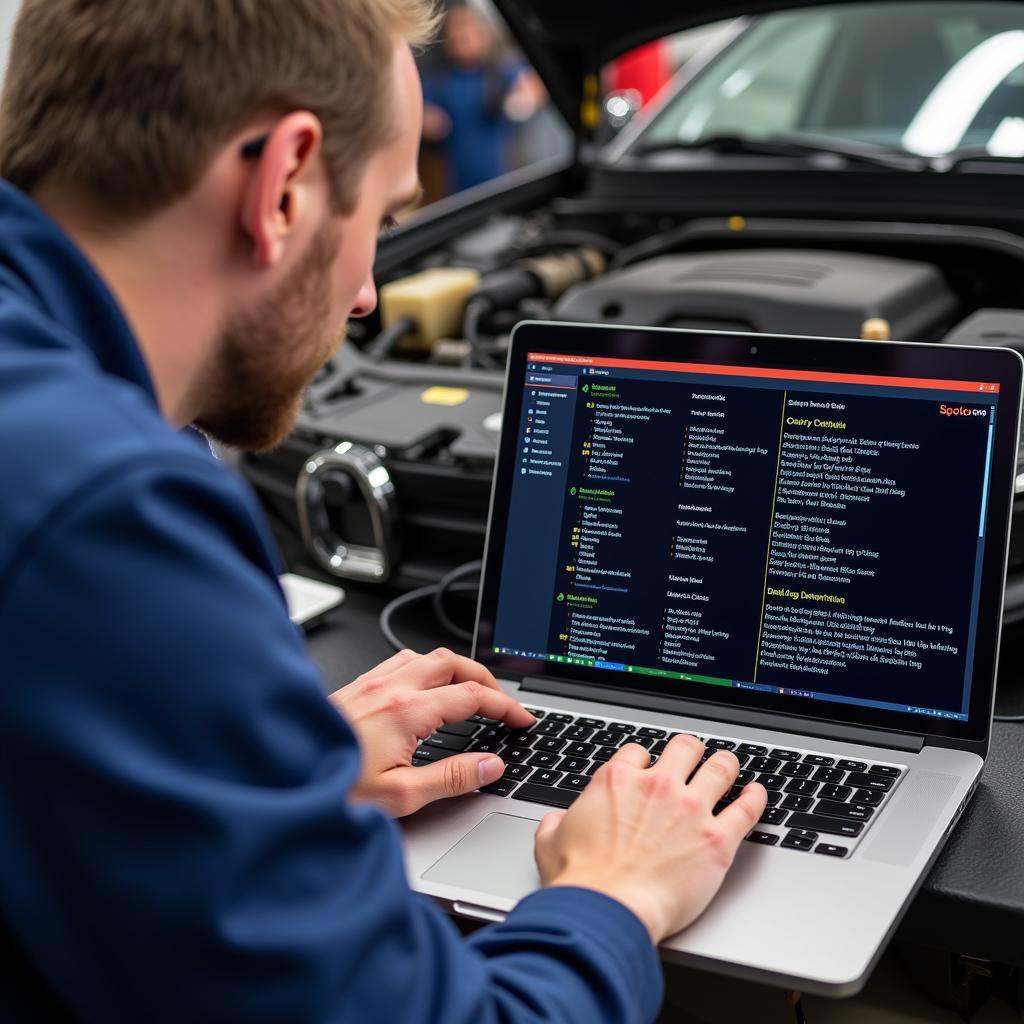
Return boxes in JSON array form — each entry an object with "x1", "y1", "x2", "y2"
[{"x1": 979, "y1": 422, "x2": 994, "y2": 538}]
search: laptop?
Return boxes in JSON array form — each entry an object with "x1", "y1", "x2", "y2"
[{"x1": 402, "y1": 321, "x2": 1022, "y2": 997}]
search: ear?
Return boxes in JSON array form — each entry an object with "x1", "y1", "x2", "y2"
[{"x1": 240, "y1": 111, "x2": 325, "y2": 268}]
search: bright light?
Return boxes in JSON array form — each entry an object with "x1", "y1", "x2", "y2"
[
  {"x1": 988, "y1": 117, "x2": 1024, "y2": 157},
  {"x1": 367, "y1": 466, "x2": 391, "y2": 489},
  {"x1": 903, "y1": 31, "x2": 1024, "y2": 157}
]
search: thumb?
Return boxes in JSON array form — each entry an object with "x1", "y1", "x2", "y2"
[
  {"x1": 408, "y1": 754, "x2": 506, "y2": 808},
  {"x1": 533, "y1": 810, "x2": 567, "y2": 882}
]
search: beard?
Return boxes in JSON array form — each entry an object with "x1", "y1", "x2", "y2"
[{"x1": 193, "y1": 221, "x2": 342, "y2": 453}]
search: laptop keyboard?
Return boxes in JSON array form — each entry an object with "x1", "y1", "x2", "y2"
[{"x1": 413, "y1": 707, "x2": 907, "y2": 860}]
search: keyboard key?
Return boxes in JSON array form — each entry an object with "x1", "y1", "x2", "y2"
[
  {"x1": 781, "y1": 833, "x2": 814, "y2": 851},
  {"x1": 413, "y1": 745, "x2": 451, "y2": 763},
  {"x1": 470, "y1": 715, "x2": 499, "y2": 725},
  {"x1": 558, "y1": 774, "x2": 590, "y2": 792},
  {"x1": 844, "y1": 772, "x2": 894, "y2": 792},
  {"x1": 502, "y1": 746, "x2": 532, "y2": 763},
  {"x1": 648, "y1": 755, "x2": 659, "y2": 766},
  {"x1": 735, "y1": 770, "x2": 755, "y2": 785},
  {"x1": 814, "y1": 800, "x2": 875, "y2": 821},
  {"x1": 737, "y1": 743, "x2": 768, "y2": 756},
  {"x1": 637, "y1": 727, "x2": 667, "y2": 739},
  {"x1": 512, "y1": 784, "x2": 579, "y2": 808},
  {"x1": 564, "y1": 741, "x2": 596, "y2": 758},
  {"x1": 815, "y1": 844, "x2": 849, "y2": 858},
  {"x1": 527, "y1": 751, "x2": 560, "y2": 769},
  {"x1": 765, "y1": 790, "x2": 783, "y2": 806},
  {"x1": 813, "y1": 767, "x2": 847, "y2": 785},
  {"x1": 424, "y1": 732, "x2": 472, "y2": 752},
  {"x1": 770, "y1": 749, "x2": 802, "y2": 761},
  {"x1": 609, "y1": 723, "x2": 636, "y2": 733},
  {"x1": 592, "y1": 730, "x2": 628, "y2": 746},
  {"x1": 760, "y1": 807, "x2": 789, "y2": 825},
  {"x1": 733, "y1": 753, "x2": 751, "y2": 768},
  {"x1": 784, "y1": 813, "x2": 865, "y2": 838},
  {"x1": 557, "y1": 756, "x2": 590, "y2": 774},
  {"x1": 530, "y1": 770, "x2": 564, "y2": 787},
  {"x1": 476, "y1": 725, "x2": 510, "y2": 742},
  {"x1": 626, "y1": 735, "x2": 657, "y2": 750},
  {"x1": 757, "y1": 775, "x2": 787, "y2": 790},
  {"x1": 532, "y1": 720, "x2": 566, "y2": 737},
  {"x1": 532, "y1": 737, "x2": 567, "y2": 754},
  {"x1": 785, "y1": 779, "x2": 820, "y2": 797},
  {"x1": 545, "y1": 713, "x2": 574, "y2": 723},
  {"x1": 819, "y1": 784, "x2": 852, "y2": 802},
  {"x1": 869, "y1": 765, "x2": 902, "y2": 778},
  {"x1": 467, "y1": 740, "x2": 504, "y2": 755},
  {"x1": 779, "y1": 762, "x2": 814, "y2": 779},
  {"x1": 802, "y1": 754, "x2": 835, "y2": 767},
  {"x1": 480, "y1": 778, "x2": 517, "y2": 796},
  {"x1": 438, "y1": 721, "x2": 479, "y2": 737},
  {"x1": 746, "y1": 831, "x2": 780, "y2": 846},
  {"x1": 585, "y1": 761, "x2": 604, "y2": 776},
  {"x1": 411, "y1": 758, "x2": 429, "y2": 767},
  {"x1": 853, "y1": 788, "x2": 883, "y2": 806},
  {"x1": 836, "y1": 759, "x2": 867, "y2": 773},
  {"x1": 592, "y1": 745, "x2": 618, "y2": 762},
  {"x1": 576, "y1": 718, "x2": 606, "y2": 729},
  {"x1": 651, "y1": 740, "x2": 668, "y2": 755},
  {"x1": 523, "y1": 708, "x2": 545, "y2": 718},
  {"x1": 562, "y1": 726, "x2": 594, "y2": 742},
  {"x1": 748, "y1": 756, "x2": 781, "y2": 774},
  {"x1": 706, "y1": 738, "x2": 736, "y2": 750},
  {"x1": 781, "y1": 794, "x2": 814, "y2": 812},
  {"x1": 503, "y1": 763, "x2": 534, "y2": 781}
]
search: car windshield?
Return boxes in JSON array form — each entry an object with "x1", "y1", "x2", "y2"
[{"x1": 636, "y1": 1, "x2": 1024, "y2": 159}]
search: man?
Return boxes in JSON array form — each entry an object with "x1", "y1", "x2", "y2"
[{"x1": 0, "y1": 2, "x2": 766, "y2": 1021}]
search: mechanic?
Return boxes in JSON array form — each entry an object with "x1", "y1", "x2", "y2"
[{"x1": 0, "y1": 2, "x2": 766, "y2": 1021}]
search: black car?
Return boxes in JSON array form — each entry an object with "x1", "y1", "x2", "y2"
[{"x1": 243, "y1": 0, "x2": 1024, "y2": 622}]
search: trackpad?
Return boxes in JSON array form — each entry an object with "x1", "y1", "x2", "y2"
[{"x1": 422, "y1": 813, "x2": 543, "y2": 901}]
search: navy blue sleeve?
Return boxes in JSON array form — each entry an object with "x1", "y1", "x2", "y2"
[{"x1": 0, "y1": 455, "x2": 663, "y2": 1024}]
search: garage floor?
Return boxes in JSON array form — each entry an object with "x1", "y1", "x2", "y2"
[{"x1": 658, "y1": 949, "x2": 1019, "y2": 1023}]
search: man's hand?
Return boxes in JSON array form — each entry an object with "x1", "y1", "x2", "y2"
[
  {"x1": 534, "y1": 735, "x2": 767, "y2": 943},
  {"x1": 330, "y1": 648, "x2": 534, "y2": 818}
]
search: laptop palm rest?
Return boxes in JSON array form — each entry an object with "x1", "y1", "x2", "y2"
[{"x1": 422, "y1": 813, "x2": 542, "y2": 901}]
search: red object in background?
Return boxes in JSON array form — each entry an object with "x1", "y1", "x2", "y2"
[{"x1": 608, "y1": 40, "x2": 671, "y2": 107}]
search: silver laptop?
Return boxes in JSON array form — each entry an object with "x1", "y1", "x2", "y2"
[{"x1": 402, "y1": 322, "x2": 1022, "y2": 997}]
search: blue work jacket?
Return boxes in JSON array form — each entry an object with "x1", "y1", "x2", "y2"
[{"x1": 0, "y1": 180, "x2": 663, "y2": 1023}]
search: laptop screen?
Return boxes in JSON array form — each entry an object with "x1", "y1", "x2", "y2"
[{"x1": 475, "y1": 324, "x2": 1022, "y2": 742}]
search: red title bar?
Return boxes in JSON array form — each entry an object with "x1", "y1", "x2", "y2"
[{"x1": 527, "y1": 353, "x2": 1000, "y2": 394}]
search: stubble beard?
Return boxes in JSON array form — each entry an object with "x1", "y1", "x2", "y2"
[{"x1": 194, "y1": 221, "x2": 342, "y2": 453}]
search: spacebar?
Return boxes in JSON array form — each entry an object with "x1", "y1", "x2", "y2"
[{"x1": 511, "y1": 784, "x2": 579, "y2": 808}]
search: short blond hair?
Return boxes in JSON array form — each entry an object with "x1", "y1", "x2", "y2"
[{"x1": 0, "y1": 0, "x2": 439, "y2": 220}]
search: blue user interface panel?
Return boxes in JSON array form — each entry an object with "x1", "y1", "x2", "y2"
[{"x1": 491, "y1": 350, "x2": 1001, "y2": 723}]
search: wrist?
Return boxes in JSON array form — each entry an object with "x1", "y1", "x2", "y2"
[{"x1": 545, "y1": 872, "x2": 664, "y2": 944}]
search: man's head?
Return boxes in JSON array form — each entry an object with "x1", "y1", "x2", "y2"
[
  {"x1": 444, "y1": 5, "x2": 495, "y2": 69},
  {"x1": 0, "y1": 0, "x2": 437, "y2": 451}
]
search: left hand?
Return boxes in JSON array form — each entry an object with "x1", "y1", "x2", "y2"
[{"x1": 330, "y1": 648, "x2": 535, "y2": 817}]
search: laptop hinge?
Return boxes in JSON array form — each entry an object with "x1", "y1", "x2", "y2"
[{"x1": 520, "y1": 676, "x2": 925, "y2": 754}]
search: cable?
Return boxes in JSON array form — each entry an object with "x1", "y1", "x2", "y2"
[
  {"x1": 432, "y1": 561, "x2": 483, "y2": 642},
  {"x1": 364, "y1": 315, "x2": 415, "y2": 363},
  {"x1": 379, "y1": 561, "x2": 483, "y2": 652},
  {"x1": 785, "y1": 991, "x2": 808, "y2": 1024}
]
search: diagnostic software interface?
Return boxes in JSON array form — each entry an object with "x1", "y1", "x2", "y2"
[{"x1": 491, "y1": 349, "x2": 1003, "y2": 723}]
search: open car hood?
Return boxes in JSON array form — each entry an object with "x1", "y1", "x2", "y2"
[{"x1": 492, "y1": 0, "x2": 914, "y2": 137}]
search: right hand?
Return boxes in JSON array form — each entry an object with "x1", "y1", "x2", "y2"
[{"x1": 534, "y1": 735, "x2": 767, "y2": 944}]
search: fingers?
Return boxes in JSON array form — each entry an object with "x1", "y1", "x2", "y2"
[
  {"x1": 685, "y1": 750, "x2": 741, "y2": 806},
  {"x1": 399, "y1": 680, "x2": 534, "y2": 737},
  {"x1": 381, "y1": 648, "x2": 503, "y2": 694},
  {"x1": 652, "y1": 733, "x2": 705, "y2": 779},
  {"x1": 361, "y1": 648, "x2": 419, "y2": 680},
  {"x1": 607, "y1": 742, "x2": 651, "y2": 769},
  {"x1": 386, "y1": 753, "x2": 506, "y2": 817},
  {"x1": 533, "y1": 810, "x2": 567, "y2": 883},
  {"x1": 716, "y1": 783, "x2": 768, "y2": 843}
]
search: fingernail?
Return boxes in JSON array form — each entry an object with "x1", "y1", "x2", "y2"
[{"x1": 478, "y1": 757, "x2": 504, "y2": 786}]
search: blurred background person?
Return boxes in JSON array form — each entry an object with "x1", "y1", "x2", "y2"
[{"x1": 422, "y1": 1, "x2": 544, "y2": 194}]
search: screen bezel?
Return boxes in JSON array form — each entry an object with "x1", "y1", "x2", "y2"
[{"x1": 473, "y1": 322, "x2": 1023, "y2": 747}]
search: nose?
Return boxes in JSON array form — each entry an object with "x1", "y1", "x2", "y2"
[{"x1": 350, "y1": 271, "x2": 378, "y2": 319}]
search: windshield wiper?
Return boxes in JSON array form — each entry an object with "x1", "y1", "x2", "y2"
[{"x1": 633, "y1": 132, "x2": 926, "y2": 172}]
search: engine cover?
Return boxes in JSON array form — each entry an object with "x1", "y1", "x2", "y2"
[{"x1": 554, "y1": 249, "x2": 958, "y2": 342}]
